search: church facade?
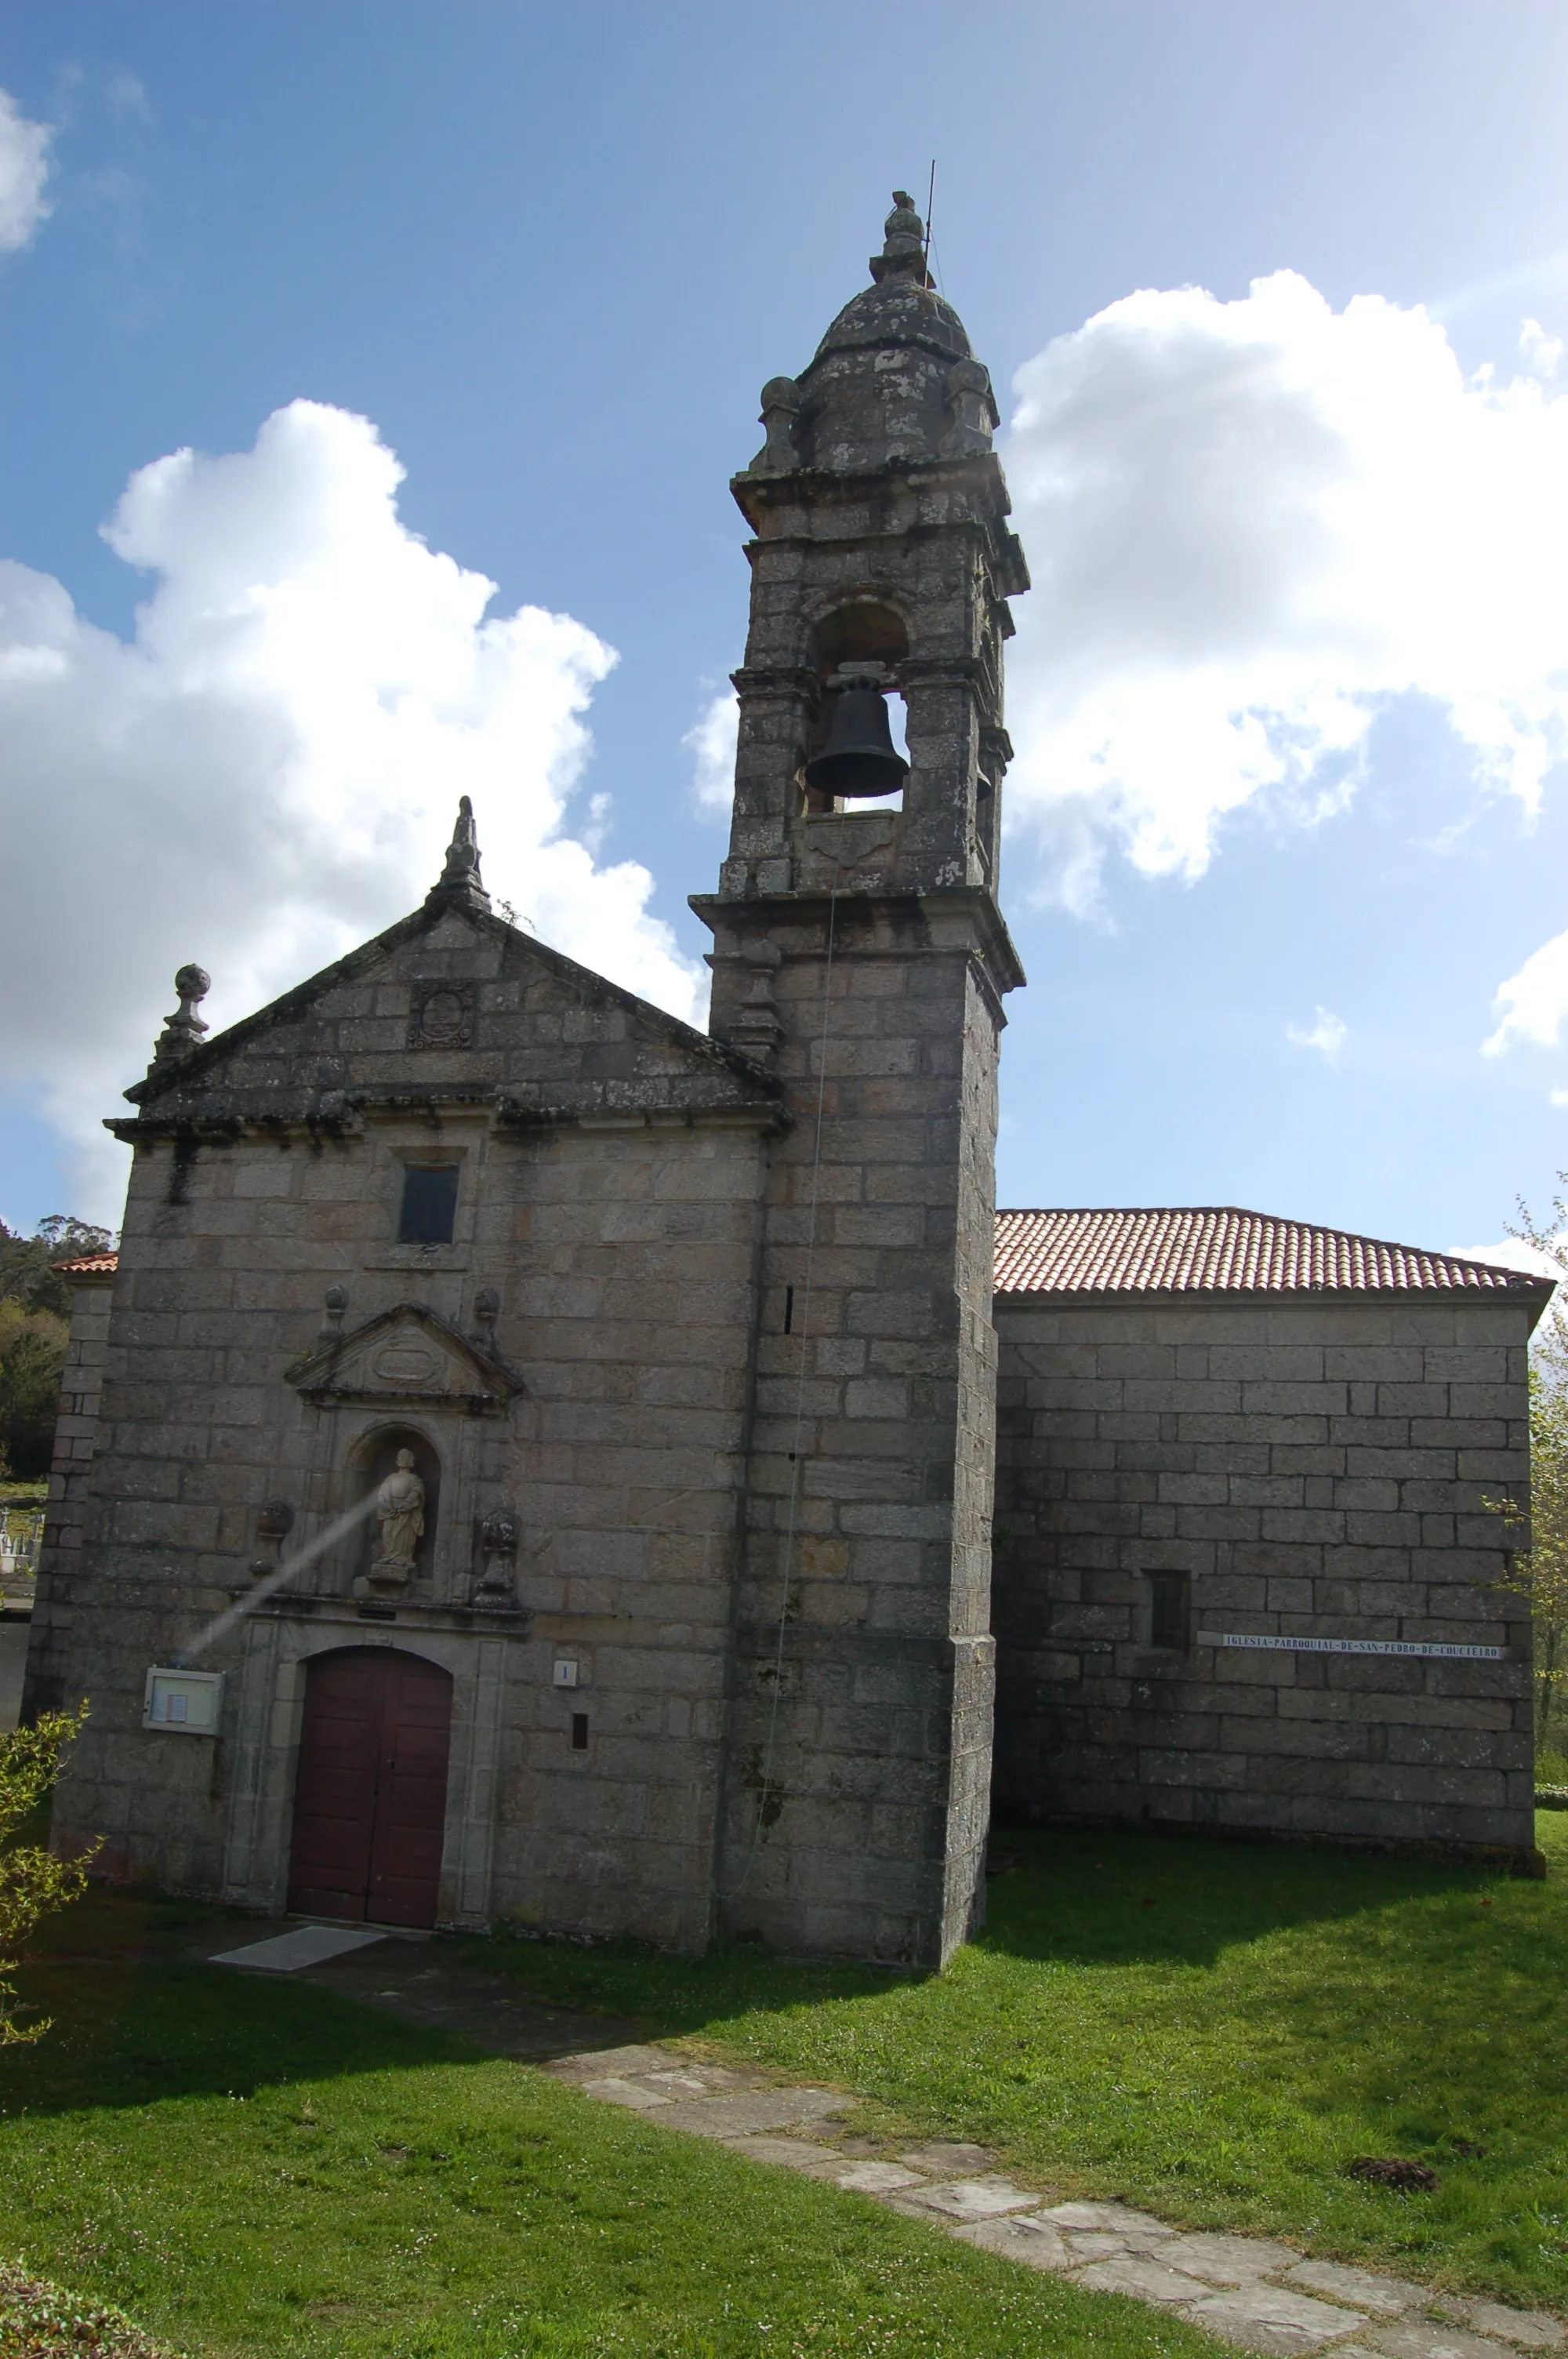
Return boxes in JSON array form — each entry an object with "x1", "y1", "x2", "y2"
[{"x1": 26, "y1": 199, "x2": 1550, "y2": 1968}]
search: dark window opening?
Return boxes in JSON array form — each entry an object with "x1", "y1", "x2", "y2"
[
  {"x1": 571, "y1": 1713, "x2": 589, "y2": 1751},
  {"x1": 398, "y1": 1163, "x2": 459, "y2": 1245},
  {"x1": 1149, "y1": 1572, "x2": 1190, "y2": 1651},
  {"x1": 783, "y1": 1285, "x2": 794, "y2": 1334}
]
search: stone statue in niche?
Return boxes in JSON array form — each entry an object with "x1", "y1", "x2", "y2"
[{"x1": 367, "y1": 1449, "x2": 425, "y2": 1595}]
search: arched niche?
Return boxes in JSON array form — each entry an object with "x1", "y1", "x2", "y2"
[{"x1": 350, "y1": 1424, "x2": 442, "y2": 1593}]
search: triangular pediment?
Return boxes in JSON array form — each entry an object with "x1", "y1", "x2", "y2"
[
  {"x1": 120, "y1": 895, "x2": 781, "y2": 1131},
  {"x1": 285, "y1": 1302, "x2": 523, "y2": 1412}
]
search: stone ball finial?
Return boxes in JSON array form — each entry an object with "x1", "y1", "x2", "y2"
[
  {"x1": 148, "y1": 961, "x2": 212, "y2": 1070},
  {"x1": 750, "y1": 376, "x2": 803, "y2": 477}
]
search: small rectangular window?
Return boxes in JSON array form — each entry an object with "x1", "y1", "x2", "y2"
[
  {"x1": 398, "y1": 1164, "x2": 459, "y2": 1245},
  {"x1": 571, "y1": 1713, "x2": 589, "y2": 1751},
  {"x1": 1149, "y1": 1572, "x2": 1190, "y2": 1651}
]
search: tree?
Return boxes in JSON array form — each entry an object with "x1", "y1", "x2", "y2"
[
  {"x1": 0, "y1": 1300, "x2": 70, "y2": 1480},
  {"x1": 0, "y1": 1216, "x2": 113, "y2": 1480},
  {"x1": 0, "y1": 1216, "x2": 114, "y2": 1321},
  {"x1": 1488, "y1": 1180, "x2": 1568, "y2": 1757},
  {"x1": 0, "y1": 1707, "x2": 95, "y2": 2045}
]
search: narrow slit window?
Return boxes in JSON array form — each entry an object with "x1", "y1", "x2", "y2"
[
  {"x1": 571, "y1": 1713, "x2": 589, "y2": 1751},
  {"x1": 398, "y1": 1164, "x2": 459, "y2": 1245},
  {"x1": 783, "y1": 1285, "x2": 794, "y2": 1334},
  {"x1": 1149, "y1": 1572, "x2": 1190, "y2": 1651}
]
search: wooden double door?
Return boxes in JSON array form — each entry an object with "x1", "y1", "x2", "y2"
[{"x1": 286, "y1": 1648, "x2": 452, "y2": 1927}]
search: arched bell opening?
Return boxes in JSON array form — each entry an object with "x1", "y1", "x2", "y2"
[
  {"x1": 348, "y1": 1423, "x2": 442, "y2": 1596},
  {"x1": 802, "y1": 602, "x2": 910, "y2": 814}
]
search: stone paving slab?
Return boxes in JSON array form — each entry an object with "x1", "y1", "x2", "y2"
[
  {"x1": 897, "y1": 2141, "x2": 997, "y2": 2174},
  {"x1": 897, "y1": 2176, "x2": 1041, "y2": 2221},
  {"x1": 723, "y1": 2136, "x2": 840, "y2": 2174},
  {"x1": 1432, "y1": 2300, "x2": 1567, "y2": 2351},
  {"x1": 952, "y1": 2214, "x2": 1076, "y2": 2272},
  {"x1": 1160, "y1": 2234, "x2": 1307, "y2": 2287},
  {"x1": 653, "y1": 2088, "x2": 854, "y2": 2139},
  {"x1": 1066, "y1": 2230, "x2": 1154, "y2": 2264},
  {"x1": 211, "y1": 1924, "x2": 385, "y2": 1971},
  {"x1": 1042, "y1": 2200, "x2": 1176, "y2": 2235},
  {"x1": 1182, "y1": 2284, "x2": 1369, "y2": 2354},
  {"x1": 580, "y1": 2075, "x2": 677, "y2": 2111},
  {"x1": 540, "y1": 2044, "x2": 674, "y2": 2081},
  {"x1": 817, "y1": 2159, "x2": 927, "y2": 2194},
  {"x1": 1079, "y1": 2252, "x2": 1227, "y2": 2306},
  {"x1": 543, "y1": 2037, "x2": 1563, "y2": 2359},
  {"x1": 1363, "y1": 2325, "x2": 1533, "y2": 2359},
  {"x1": 1286, "y1": 2266, "x2": 1428, "y2": 2318}
]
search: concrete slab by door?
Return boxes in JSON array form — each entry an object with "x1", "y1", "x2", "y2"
[{"x1": 286, "y1": 1648, "x2": 452, "y2": 1927}]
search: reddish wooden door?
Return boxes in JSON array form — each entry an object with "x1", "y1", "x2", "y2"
[{"x1": 286, "y1": 1649, "x2": 452, "y2": 1927}]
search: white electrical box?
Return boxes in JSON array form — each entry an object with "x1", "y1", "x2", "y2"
[
  {"x1": 552, "y1": 1658, "x2": 579, "y2": 1689},
  {"x1": 143, "y1": 1667, "x2": 224, "y2": 1736}
]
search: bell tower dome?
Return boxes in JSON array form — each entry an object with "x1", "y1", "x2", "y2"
[{"x1": 695, "y1": 195, "x2": 1029, "y2": 1968}]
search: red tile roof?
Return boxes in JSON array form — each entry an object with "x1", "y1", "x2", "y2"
[
  {"x1": 48, "y1": 1220, "x2": 1555, "y2": 1301},
  {"x1": 993, "y1": 1207, "x2": 1555, "y2": 1299}
]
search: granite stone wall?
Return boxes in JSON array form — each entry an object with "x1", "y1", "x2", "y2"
[
  {"x1": 27, "y1": 902, "x2": 778, "y2": 1947},
  {"x1": 991, "y1": 1292, "x2": 1539, "y2": 1861},
  {"x1": 702, "y1": 897, "x2": 1007, "y2": 1968},
  {"x1": 26, "y1": 1263, "x2": 114, "y2": 1720}
]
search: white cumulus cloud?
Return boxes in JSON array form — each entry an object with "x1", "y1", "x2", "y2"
[
  {"x1": 0, "y1": 85, "x2": 52, "y2": 253},
  {"x1": 1003, "y1": 271, "x2": 1568, "y2": 909},
  {"x1": 1, "y1": 399, "x2": 703, "y2": 1220},
  {"x1": 1450, "y1": 1236, "x2": 1565, "y2": 1284},
  {"x1": 684, "y1": 688, "x2": 739, "y2": 816},
  {"x1": 1483, "y1": 928, "x2": 1568, "y2": 1056},
  {"x1": 1287, "y1": 1006, "x2": 1347, "y2": 1061}
]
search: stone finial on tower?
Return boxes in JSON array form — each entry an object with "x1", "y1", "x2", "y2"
[
  {"x1": 148, "y1": 963, "x2": 211, "y2": 1071},
  {"x1": 426, "y1": 795, "x2": 492, "y2": 914},
  {"x1": 869, "y1": 190, "x2": 931, "y2": 285},
  {"x1": 750, "y1": 376, "x2": 803, "y2": 477}
]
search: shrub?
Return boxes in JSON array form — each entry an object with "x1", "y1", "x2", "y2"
[{"x1": 0, "y1": 1710, "x2": 96, "y2": 2045}]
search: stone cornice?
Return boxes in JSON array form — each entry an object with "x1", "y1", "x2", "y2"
[
  {"x1": 107, "y1": 1088, "x2": 788, "y2": 1147},
  {"x1": 691, "y1": 885, "x2": 1027, "y2": 1003}
]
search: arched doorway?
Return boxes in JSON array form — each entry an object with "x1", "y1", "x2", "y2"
[{"x1": 286, "y1": 1648, "x2": 452, "y2": 1926}]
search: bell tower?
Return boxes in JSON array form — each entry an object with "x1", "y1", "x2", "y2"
[{"x1": 694, "y1": 194, "x2": 1029, "y2": 1967}]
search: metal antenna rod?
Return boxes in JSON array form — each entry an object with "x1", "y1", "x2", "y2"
[{"x1": 924, "y1": 158, "x2": 935, "y2": 280}]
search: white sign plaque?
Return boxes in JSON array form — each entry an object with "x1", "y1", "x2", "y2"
[
  {"x1": 143, "y1": 1666, "x2": 224, "y2": 1734},
  {"x1": 1196, "y1": 1631, "x2": 1507, "y2": 1663}
]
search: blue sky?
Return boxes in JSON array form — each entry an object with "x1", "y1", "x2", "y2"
[{"x1": 5, "y1": 2, "x2": 1568, "y2": 1257}]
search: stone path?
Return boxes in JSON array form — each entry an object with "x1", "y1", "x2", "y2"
[{"x1": 545, "y1": 2043, "x2": 1565, "y2": 2359}]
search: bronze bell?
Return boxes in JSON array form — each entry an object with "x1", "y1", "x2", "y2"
[{"x1": 804, "y1": 686, "x2": 909, "y2": 800}]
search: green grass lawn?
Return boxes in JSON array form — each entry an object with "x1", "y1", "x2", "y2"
[
  {"x1": 464, "y1": 1816, "x2": 1568, "y2": 2317},
  {"x1": 0, "y1": 1892, "x2": 1221, "y2": 2359}
]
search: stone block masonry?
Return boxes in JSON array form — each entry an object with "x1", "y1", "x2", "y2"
[
  {"x1": 27, "y1": 885, "x2": 784, "y2": 1948},
  {"x1": 691, "y1": 190, "x2": 1029, "y2": 1968},
  {"x1": 991, "y1": 1293, "x2": 1540, "y2": 1861}
]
